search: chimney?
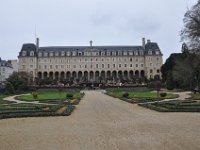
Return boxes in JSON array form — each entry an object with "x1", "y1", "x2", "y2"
[
  {"x1": 36, "y1": 38, "x2": 39, "y2": 49},
  {"x1": 90, "y1": 40, "x2": 93, "y2": 47},
  {"x1": 142, "y1": 38, "x2": 146, "y2": 48},
  {"x1": 147, "y1": 39, "x2": 151, "y2": 43}
]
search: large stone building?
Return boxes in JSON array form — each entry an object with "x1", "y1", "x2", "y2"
[
  {"x1": 0, "y1": 58, "x2": 15, "y2": 82},
  {"x1": 18, "y1": 38, "x2": 163, "y2": 83}
]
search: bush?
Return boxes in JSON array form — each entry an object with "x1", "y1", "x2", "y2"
[
  {"x1": 160, "y1": 92, "x2": 167, "y2": 97},
  {"x1": 66, "y1": 93, "x2": 73, "y2": 99},
  {"x1": 32, "y1": 92, "x2": 38, "y2": 100},
  {"x1": 5, "y1": 82, "x2": 15, "y2": 94},
  {"x1": 122, "y1": 92, "x2": 129, "y2": 98}
]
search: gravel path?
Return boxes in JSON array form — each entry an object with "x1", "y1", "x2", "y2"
[{"x1": 0, "y1": 90, "x2": 200, "y2": 150}]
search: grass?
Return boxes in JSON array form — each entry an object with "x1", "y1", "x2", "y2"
[
  {"x1": 106, "y1": 89, "x2": 178, "y2": 100},
  {"x1": 190, "y1": 93, "x2": 200, "y2": 100},
  {"x1": 19, "y1": 90, "x2": 81, "y2": 101}
]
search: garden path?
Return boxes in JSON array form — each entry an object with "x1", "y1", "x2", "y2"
[{"x1": 0, "y1": 90, "x2": 200, "y2": 150}]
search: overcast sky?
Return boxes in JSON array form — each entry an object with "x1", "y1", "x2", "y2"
[{"x1": 0, "y1": 0, "x2": 197, "y2": 62}]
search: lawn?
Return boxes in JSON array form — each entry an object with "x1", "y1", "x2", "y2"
[
  {"x1": 19, "y1": 90, "x2": 81, "y2": 101},
  {"x1": 190, "y1": 93, "x2": 200, "y2": 100},
  {"x1": 107, "y1": 89, "x2": 178, "y2": 99}
]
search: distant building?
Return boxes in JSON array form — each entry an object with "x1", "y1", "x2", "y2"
[
  {"x1": 0, "y1": 58, "x2": 15, "y2": 82},
  {"x1": 18, "y1": 38, "x2": 163, "y2": 83},
  {"x1": 8, "y1": 60, "x2": 18, "y2": 72}
]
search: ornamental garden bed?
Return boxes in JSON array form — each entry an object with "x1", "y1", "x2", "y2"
[
  {"x1": 139, "y1": 100, "x2": 200, "y2": 112},
  {"x1": 106, "y1": 88, "x2": 178, "y2": 104},
  {"x1": 0, "y1": 90, "x2": 84, "y2": 119}
]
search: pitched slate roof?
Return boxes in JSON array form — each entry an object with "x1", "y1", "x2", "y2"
[{"x1": 38, "y1": 46, "x2": 144, "y2": 52}]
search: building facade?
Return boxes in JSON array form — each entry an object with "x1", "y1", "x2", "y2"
[
  {"x1": 18, "y1": 38, "x2": 163, "y2": 83},
  {"x1": 0, "y1": 58, "x2": 14, "y2": 82}
]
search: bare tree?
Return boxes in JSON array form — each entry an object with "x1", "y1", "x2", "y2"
[{"x1": 181, "y1": 0, "x2": 200, "y2": 51}]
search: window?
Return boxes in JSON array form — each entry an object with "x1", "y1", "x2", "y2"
[
  {"x1": 22, "y1": 51, "x2": 27, "y2": 56},
  {"x1": 61, "y1": 65, "x2": 64, "y2": 69},
  {"x1": 124, "y1": 64, "x2": 127, "y2": 67},
  {"x1": 107, "y1": 64, "x2": 110, "y2": 68},
  {"x1": 129, "y1": 52, "x2": 133, "y2": 55},
  {"x1": 49, "y1": 52, "x2": 54, "y2": 57},
  {"x1": 113, "y1": 64, "x2": 116, "y2": 68},
  {"x1": 156, "y1": 51, "x2": 160, "y2": 55},
  {"x1": 85, "y1": 65, "x2": 87, "y2": 68},
  {"x1": 123, "y1": 51, "x2": 127, "y2": 56},
  {"x1": 134, "y1": 51, "x2": 138, "y2": 56},
  {"x1": 61, "y1": 51, "x2": 65, "y2": 56},
  {"x1": 157, "y1": 57, "x2": 159, "y2": 61},
  {"x1": 130, "y1": 58, "x2": 132, "y2": 62},
  {"x1": 96, "y1": 64, "x2": 98, "y2": 68},
  {"x1": 30, "y1": 51, "x2": 34, "y2": 56},
  {"x1": 148, "y1": 51, "x2": 152, "y2": 55},
  {"x1": 130, "y1": 64, "x2": 132, "y2": 67},
  {"x1": 72, "y1": 51, "x2": 76, "y2": 56},
  {"x1": 55, "y1": 52, "x2": 59, "y2": 56},
  {"x1": 30, "y1": 65, "x2": 33, "y2": 68},
  {"x1": 140, "y1": 51, "x2": 144, "y2": 55},
  {"x1": 102, "y1": 64, "x2": 104, "y2": 68},
  {"x1": 50, "y1": 65, "x2": 53, "y2": 69},
  {"x1": 157, "y1": 69, "x2": 160, "y2": 73},
  {"x1": 136, "y1": 64, "x2": 138, "y2": 67},
  {"x1": 67, "y1": 52, "x2": 71, "y2": 56},
  {"x1": 141, "y1": 64, "x2": 144, "y2": 67},
  {"x1": 73, "y1": 65, "x2": 76, "y2": 68},
  {"x1": 44, "y1": 52, "x2": 48, "y2": 57},
  {"x1": 44, "y1": 65, "x2": 47, "y2": 69},
  {"x1": 38, "y1": 52, "x2": 42, "y2": 57},
  {"x1": 150, "y1": 69, "x2": 153, "y2": 73},
  {"x1": 107, "y1": 52, "x2": 111, "y2": 56},
  {"x1": 56, "y1": 65, "x2": 58, "y2": 69},
  {"x1": 119, "y1": 64, "x2": 121, "y2": 68}
]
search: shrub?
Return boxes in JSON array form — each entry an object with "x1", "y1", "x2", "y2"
[
  {"x1": 122, "y1": 92, "x2": 129, "y2": 98},
  {"x1": 160, "y1": 92, "x2": 167, "y2": 97},
  {"x1": 32, "y1": 92, "x2": 38, "y2": 100},
  {"x1": 66, "y1": 93, "x2": 73, "y2": 99}
]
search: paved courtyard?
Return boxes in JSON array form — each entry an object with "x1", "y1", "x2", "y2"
[{"x1": 0, "y1": 90, "x2": 200, "y2": 150}]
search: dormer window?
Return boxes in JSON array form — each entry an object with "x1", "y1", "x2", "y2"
[
  {"x1": 156, "y1": 51, "x2": 160, "y2": 55},
  {"x1": 22, "y1": 51, "x2": 27, "y2": 56},
  {"x1": 134, "y1": 51, "x2": 138, "y2": 56},
  {"x1": 30, "y1": 51, "x2": 34, "y2": 56},
  {"x1": 61, "y1": 51, "x2": 65, "y2": 56},
  {"x1": 148, "y1": 51, "x2": 152, "y2": 55},
  {"x1": 123, "y1": 51, "x2": 127, "y2": 56},
  {"x1": 44, "y1": 52, "x2": 48, "y2": 57},
  {"x1": 49, "y1": 52, "x2": 54, "y2": 57},
  {"x1": 38, "y1": 52, "x2": 42, "y2": 57},
  {"x1": 140, "y1": 51, "x2": 144, "y2": 55},
  {"x1": 129, "y1": 52, "x2": 133, "y2": 55},
  {"x1": 66, "y1": 51, "x2": 71, "y2": 56},
  {"x1": 55, "y1": 52, "x2": 59, "y2": 56}
]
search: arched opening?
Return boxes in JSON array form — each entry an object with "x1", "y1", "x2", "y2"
[
  {"x1": 129, "y1": 70, "x2": 134, "y2": 79},
  {"x1": 95, "y1": 71, "x2": 100, "y2": 81},
  {"x1": 43, "y1": 72, "x2": 48, "y2": 79},
  {"x1": 78, "y1": 71, "x2": 83, "y2": 80},
  {"x1": 101, "y1": 71, "x2": 106, "y2": 81},
  {"x1": 60, "y1": 72, "x2": 65, "y2": 80},
  {"x1": 55, "y1": 72, "x2": 59, "y2": 80},
  {"x1": 89, "y1": 71, "x2": 94, "y2": 81},
  {"x1": 112, "y1": 71, "x2": 117, "y2": 80},
  {"x1": 72, "y1": 71, "x2": 77, "y2": 79},
  {"x1": 141, "y1": 70, "x2": 145, "y2": 78},
  {"x1": 49, "y1": 72, "x2": 54, "y2": 80},
  {"x1": 38, "y1": 72, "x2": 42, "y2": 79},
  {"x1": 135, "y1": 70, "x2": 139, "y2": 77},
  {"x1": 124, "y1": 70, "x2": 128, "y2": 80},
  {"x1": 106, "y1": 71, "x2": 111, "y2": 80},
  {"x1": 84, "y1": 71, "x2": 88, "y2": 81},
  {"x1": 66, "y1": 72, "x2": 71, "y2": 81},
  {"x1": 118, "y1": 70, "x2": 123, "y2": 80}
]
